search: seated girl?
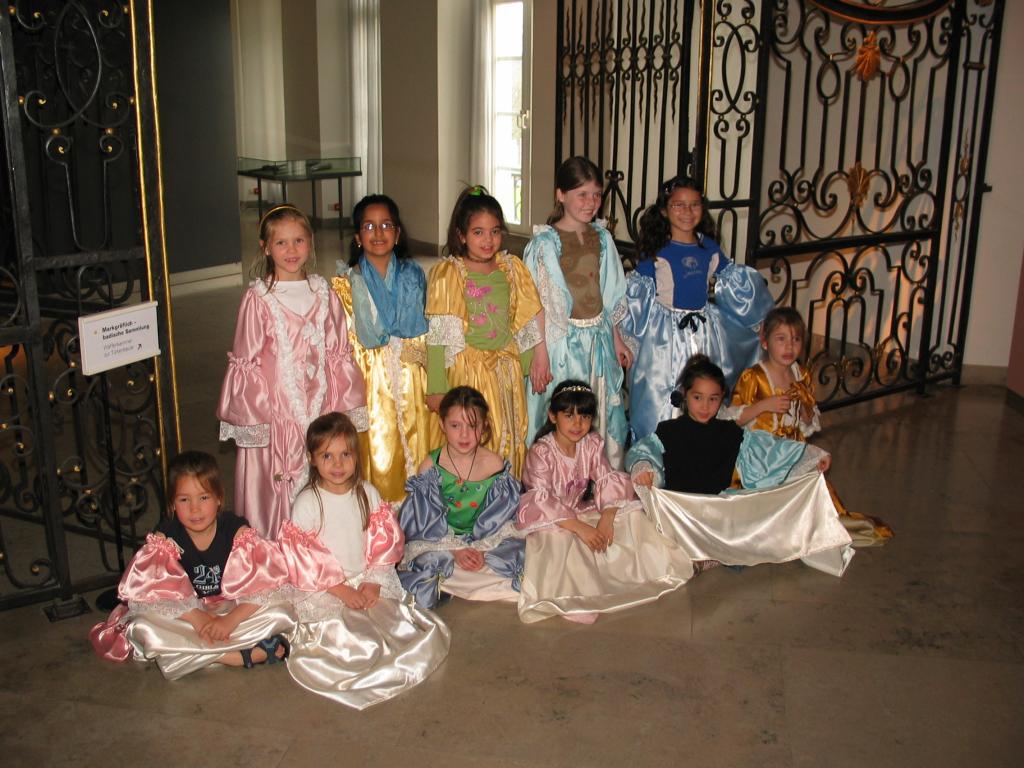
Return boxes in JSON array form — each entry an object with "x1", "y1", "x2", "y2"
[
  {"x1": 398, "y1": 386, "x2": 525, "y2": 610},
  {"x1": 515, "y1": 380, "x2": 692, "y2": 623},
  {"x1": 626, "y1": 356, "x2": 853, "y2": 576},
  {"x1": 281, "y1": 412, "x2": 450, "y2": 710},
  {"x1": 90, "y1": 451, "x2": 295, "y2": 678}
]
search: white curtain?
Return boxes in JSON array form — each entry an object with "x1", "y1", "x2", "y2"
[
  {"x1": 349, "y1": 0, "x2": 382, "y2": 199},
  {"x1": 470, "y1": 0, "x2": 494, "y2": 190}
]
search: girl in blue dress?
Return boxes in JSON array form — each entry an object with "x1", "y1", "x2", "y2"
[{"x1": 620, "y1": 175, "x2": 773, "y2": 442}]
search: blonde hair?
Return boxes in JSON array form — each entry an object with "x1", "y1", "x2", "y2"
[
  {"x1": 254, "y1": 204, "x2": 316, "y2": 289},
  {"x1": 304, "y1": 412, "x2": 369, "y2": 531}
]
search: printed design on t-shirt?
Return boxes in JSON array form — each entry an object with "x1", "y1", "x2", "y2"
[
  {"x1": 680, "y1": 255, "x2": 701, "y2": 280},
  {"x1": 192, "y1": 564, "x2": 222, "y2": 596}
]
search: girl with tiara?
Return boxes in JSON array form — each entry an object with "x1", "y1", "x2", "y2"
[
  {"x1": 89, "y1": 451, "x2": 296, "y2": 677},
  {"x1": 280, "y1": 412, "x2": 450, "y2": 709},
  {"x1": 523, "y1": 156, "x2": 632, "y2": 467},
  {"x1": 218, "y1": 204, "x2": 367, "y2": 537},
  {"x1": 333, "y1": 194, "x2": 439, "y2": 502},
  {"x1": 626, "y1": 355, "x2": 853, "y2": 577},
  {"x1": 620, "y1": 176, "x2": 773, "y2": 442},
  {"x1": 515, "y1": 380, "x2": 692, "y2": 623},
  {"x1": 398, "y1": 387, "x2": 525, "y2": 610},
  {"x1": 424, "y1": 186, "x2": 543, "y2": 476}
]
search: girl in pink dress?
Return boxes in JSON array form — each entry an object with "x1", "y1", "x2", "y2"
[
  {"x1": 515, "y1": 380, "x2": 692, "y2": 623},
  {"x1": 280, "y1": 412, "x2": 450, "y2": 709},
  {"x1": 218, "y1": 205, "x2": 367, "y2": 537},
  {"x1": 89, "y1": 451, "x2": 297, "y2": 678}
]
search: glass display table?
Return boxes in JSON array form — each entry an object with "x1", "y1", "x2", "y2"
[{"x1": 237, "y1": 156, "x2": 362, "y2": 225}]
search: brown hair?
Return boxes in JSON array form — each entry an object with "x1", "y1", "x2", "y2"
[
  {"x1": 304, "y1": 412, "x2": 369, "y2": 531},
  {"x1": 166, "y1": 451, "x2": 224, "y2": 517},
  {"x1": 761, "y1": 306, "x2": 807, "y2": 343},
  {"x1": 547, "y1": 156, "x2": 603, "y2": 225},
  {"x1": 254, "y1": 204, "x2": 315, "y2": 290},
  {"x1": 439, "y1": 386, "x2": 493, "y2": 446},
  {"x1": 444, "y1": 185, "x2": 507, "y2": 257}
]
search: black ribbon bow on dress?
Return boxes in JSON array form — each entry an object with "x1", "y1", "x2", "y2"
[{"x1": 677, "y1": 311, "x2": 707, "y2": 333}]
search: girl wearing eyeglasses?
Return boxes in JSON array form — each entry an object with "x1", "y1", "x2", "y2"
[
  {"x1": 332, "y1": 194, "x2": 440, "y2": 502},
  {"x1": 619, "y1": 176, "x2": 773, "y2": 442}
]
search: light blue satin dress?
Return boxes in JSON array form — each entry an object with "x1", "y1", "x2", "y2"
[{"x1": 620, "y1": 237, "x2": 773, "y2": 442}]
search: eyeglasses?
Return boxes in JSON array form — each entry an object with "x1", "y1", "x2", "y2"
[
  {"x1": 359, "y1": 221, "x2": 396, "y2": 233},
  {"x1": 668, "y1": 202, "x2": 703, "y2": 211}
]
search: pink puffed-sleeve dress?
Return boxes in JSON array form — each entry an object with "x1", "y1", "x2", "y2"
[{"x1": 218, "y1": 275, "x2": 367, "y2": 537}]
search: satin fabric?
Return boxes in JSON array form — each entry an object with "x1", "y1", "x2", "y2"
[
  {"x1": 398, "y1": 463, "x2": 525, "y2": 609},
  {"x1": 334, "y1": 265, "x2": 440, "y2": 501},
  {"x1": 728, "y1": 362, "x2": 894, "y2": 545},
  {"x1": 523, "y1": 224, "x2": 628, "y2": 465},
  {"x1": 217, "y1": 276, "x2": 367, "y2": 536},
  {"x1": 518, "y1": 507, "x2": 693, "y2": 623},
  {"x1": 116, "y1": 533, "x2": 195, "y2": 603},
  {"x1": 636, "y1": 472, "x2": 854, "y2": 577},
  {"x1": 354, "y1": 254, "x2": 430, "y2": 342},
  {"x1": 125, "y1": 601, "x2": 297, "y2": 680},
  {"x1": 425, "y1": 254, "x2": 542, "y2": 475},
  {"x1": 286, "y1": 490, "x2": 450, "y2": 710},
  {"x1": 516, "y1": 433, "x2": 692, "y2": 622},
  {"x1": 621, "y1": 262, "x2": 773, "y2": 441},
  {"x1": 287, "y1": 591, "x2": 450, "y2": 710}
]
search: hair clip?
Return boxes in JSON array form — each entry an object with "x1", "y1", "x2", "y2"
[
  {"x1": 558, "y1": 384, "x2": 593, "y2": 394},
  {"x1": 468, "y1": 185, "x2": 486, "y2": 197},
  {"x1": 258, "y1": 203, "x2": 301, "y2": 232}
]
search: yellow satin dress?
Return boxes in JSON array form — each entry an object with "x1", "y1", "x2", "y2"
[
  {"x1": 332, "y1": 274, "x2": 440, "y2": 502},
  {"x1": 731, "y1": 362, "x2": 894, "y2": 546},
  {"x1": 425, "y1": 254, "x2": 543, "y2": 477}
]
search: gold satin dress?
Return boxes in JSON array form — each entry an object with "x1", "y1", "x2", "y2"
[
  {"x1": 425, "y1": 254, "x2": 543, "y2": 477},
  {"x1": 332, "y1": 274, "x2": 440, "y2": 502},
  {"x1": 731, "y1": 362, "x2": 893, "y2": 545}
]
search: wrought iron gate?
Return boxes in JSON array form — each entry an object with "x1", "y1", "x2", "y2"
[
  {"x1": 556, "y1": 0, "x2": 1004, "y2": 408},
  {"x1": 1, "y1": 0, "x2": 179, "y2": 612}
]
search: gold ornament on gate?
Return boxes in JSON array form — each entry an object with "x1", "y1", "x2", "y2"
[
  {"x1": 853, "y1": 30, "x2": 880, "y2": 82},
  {"x1": 847, "y1": 162, "x2": 870, "y2": 209}
]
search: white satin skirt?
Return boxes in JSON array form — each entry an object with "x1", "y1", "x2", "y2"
[
  {"x1": 442, "y1": 567, "x2": 519, "y2": 603},
  {"x1": 517, "y1": 505, "x2": 693, "y2": 624},
  {"x1": 287, "y1": 592, "x2": 451, "y2": 710},
  {"x1": 125, "y1": 601, "x2": 297, "y2": 680},
  {"x1": 637, "y1": 472, "x2": 855, "y2": 576}
]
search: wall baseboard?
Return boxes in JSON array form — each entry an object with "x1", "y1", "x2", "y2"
[
  {"x1": 170, "y1": 262, "x2": 243, "y2": 297},
  {"x1": 960, "y1": 363, "x2": 1008, "y2": 387}
]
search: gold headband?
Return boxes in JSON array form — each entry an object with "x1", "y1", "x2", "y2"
[{"x1": 258, "y1": 203, "x2": 303, "y2": 232}]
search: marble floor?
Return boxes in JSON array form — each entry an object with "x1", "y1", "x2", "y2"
[{"x1": 2, "y1": 283, "x2": 1022, "y2": 766}]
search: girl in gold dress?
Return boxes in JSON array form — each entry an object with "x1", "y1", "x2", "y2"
[{"x1": 333, "y1": 195, "x2": 439, "y2": 501}]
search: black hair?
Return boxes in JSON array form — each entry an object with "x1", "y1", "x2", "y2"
[
  {"x1": 670, "y1": 354, "x2": 727, "y2": 409},
  {"x1": 444, "y1": 185, "x2": 507, "y2": 257},
  {"x1": 167, "y1": 450, "x2": 224, "y2": 518},
  {"x1": 547, "y1": 156, "x2": 603, "y2": 225},
  {"x1": 534, "y1": 379, "x2": 599, "y2": 443},
  {"x1": 439, "y1": 386, "x2": 493, "y2": 446},
  {"x1": 636, "y1": 175, "x2": 716, "y2": 261},
  {"x1": 348, "y1": 193, "x2": 411, "y2": 266}
]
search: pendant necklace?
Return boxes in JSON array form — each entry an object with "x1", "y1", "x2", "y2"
[{"x1": 446, "y1": 444, "x2": 477, "y2": 486}]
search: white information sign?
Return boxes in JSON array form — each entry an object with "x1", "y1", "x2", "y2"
[{"x1": 78, "y1": 301, "x2": 161, "y2": 376}]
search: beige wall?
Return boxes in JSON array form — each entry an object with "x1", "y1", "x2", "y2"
[
  {"x1": 529, "y1": 0, "x2": 556, "y2": 229},
  {"x1": 380, "y1": 0, "x2": 441, "y2": 250},
  {"x1": 437, "y1": 0, "x2": 474, "y2": 245},
  {"x1": 963, "y1": 0, "x2": 1024, "y2": 368}
]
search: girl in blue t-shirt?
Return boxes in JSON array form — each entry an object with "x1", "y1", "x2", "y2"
[{"x1": 620, "y1": 176, "x2": 773, "y2": 442}]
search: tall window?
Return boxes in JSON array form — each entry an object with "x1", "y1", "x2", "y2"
[{"x1": 491, "y1": 0, "x2": 530, "y2": 228}]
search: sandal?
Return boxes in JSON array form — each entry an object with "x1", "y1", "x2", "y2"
[
  {"x1": 239, "y1": 634, "x2": 289, "y2": 668},
  {"x1": 259, "y1": 634, "x2": 290, "y2": 665}
]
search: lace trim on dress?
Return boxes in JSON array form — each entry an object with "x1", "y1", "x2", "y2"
[
  {"x1": 400, "y1": 520, "x2": 523, "y2": 568},
  {"x1": 427, "y1": 314, "x2": 466, "y2": 369},
  {"x1": 610, "y1": 296, "x2": 628, "y2": 325},
  {"x1": 346, "y1": 406, "x2": 370, "y2": 432},
  {"x1": 125, "y1": 596, "x2": 199, "y2": 620},
  {"x1": 514, "y1": 316, "x2": 543, "y2": 353},
  {"x1": 218, "y1": 421, "x2": 270, "y2": 448},
  {"x1": 531, "y1": 232, "x2": 570, "y2": 347}
]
